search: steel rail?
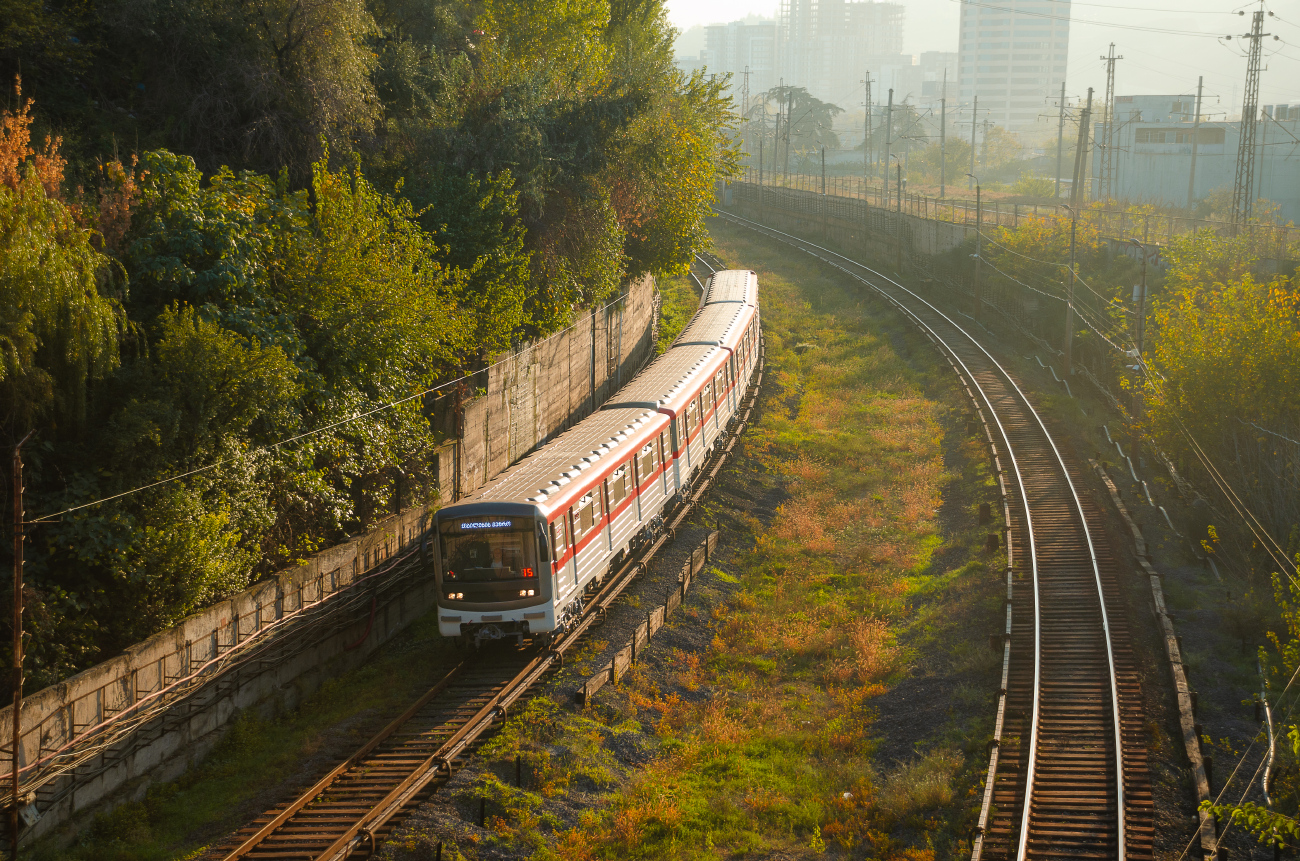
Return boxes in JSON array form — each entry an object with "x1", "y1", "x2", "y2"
[
  {"x1": 714, "y1": 209, "x2": 1129, "y2": 860},
  {"x1": 218, "y1": 328, "x2": 766, "y2": 861}
]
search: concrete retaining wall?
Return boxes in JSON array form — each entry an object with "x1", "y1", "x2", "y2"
[{"x1": 7, "y1": 274, "x2": 657, "y2": 846}]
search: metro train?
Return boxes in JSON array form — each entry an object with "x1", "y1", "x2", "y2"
[{"x1": 430, "y1": 269, "x2": 761, "y2": 646}]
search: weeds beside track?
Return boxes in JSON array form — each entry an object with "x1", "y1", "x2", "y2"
[{"x1": 715, "y1": 210, "x2": 1155, "y2": 860}]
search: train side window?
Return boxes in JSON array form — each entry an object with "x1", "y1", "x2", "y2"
[
  {"x1": 677, "y1": 412, "x2": 687, "y2": 444},
  {"x1": 637, "y1": 443, "x2": 655, "y2": 484},
  {"x1": 702, "y1": 381, "x2": 712, "y2": 409},
  {"x1": 552, "y1": 518, "x2": 567, "y2": 554},
  {"x1": 716, "y1": 368, "x2": 727, "y2": 395},
  {"x1": 686, "y1": 397, "x2": 699, "y2": 432},
  {"x1": 608, "y1": 463, "x2": 629, "y2": 508}
]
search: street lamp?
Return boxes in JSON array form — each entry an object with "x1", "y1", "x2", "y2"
[
  {"x1": 966, "y1": 173, "x2": 982, "y2": 321},
  {"x1": 1061, "y1": 203, "x2": 1079, "y2": 374}
]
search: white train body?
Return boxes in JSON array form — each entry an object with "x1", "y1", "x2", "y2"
[{"x1": 432, "y1": 270, "x2": 761, "y2": 644}]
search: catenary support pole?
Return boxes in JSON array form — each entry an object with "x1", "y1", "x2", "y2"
[
  {"x1": 940, "y1": 71, "x2": 948, "y2": 199},
  {"x1": 1070, "y1": 88, "x2": 1093, "y2": 207},
  {"x1": 969, "y1": 96, "x2": 978, "y2": 189},
  {"x1": 1055, "y1": 82, "x2": 1066, "y2": 199},
  {"x1": 883, "y1": 89, "x2": 893, "y2": 207},
  {"x1": 975, "y1": 181, "x2": 982, "y2": 321},
  {"x1": 1065, "y1": 207, "x2": 1078, "y2": 373}
]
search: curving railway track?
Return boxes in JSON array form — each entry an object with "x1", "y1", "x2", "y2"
[
  {"x1": 210, "y1": 253, "x2": 761, "y2": 861},
  {"x1": 714, "y1": 210, "x2": 1153, "y2": 861}
]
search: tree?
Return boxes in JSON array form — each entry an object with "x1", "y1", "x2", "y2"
[{"x1": 1, "y1": 81, "x2": 120, "y2": 436}]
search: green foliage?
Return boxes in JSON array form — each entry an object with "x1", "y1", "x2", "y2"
[
  {"x1": 0, "y1": 162, "x2": 120, "y2": 432},
  {"x1": 1, "y1": 0, "x2": 735, "y2": 691},
  {"x1": 908, "y1": 139, "x2": 973, "y2": 186},
  {"x1": 1011, "y1": 173, "x2": 1056, "y2": 198}
]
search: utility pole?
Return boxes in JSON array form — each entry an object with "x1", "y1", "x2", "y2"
[
  {"x1": 896, "y1": 158, "x2": 904, "y2": 273},
  {"x1": 1232, "y1": 6, "x2": 1268, "y2": 226},
  {"x1": 1187, "y1": 76, "x2": 1204, "y2": 208},
  {"x1": 11, "y1": 431, "x2": 33, "y2": 861},
  {"x1": 940, "y1": 70, "x2": 948, "y2": 199},
  {"x1": 774, "y1": 82, "x2": 783, "y2": 183},
  {"x1": 969, "y1": 95, "x2": 978, "y2": 189},
  {"x1": 1065, "y1": 206, "x2": 1078, "y2": 373},
  {"x1": 884, "y1": 88, "x2": 894, "y2": 208},
  {"x1": 1055, "y1": 82, "x2": 1066, "y2": 199},
  {"x1": 1099, "y1": 44, "x2": 1124, "y2": 200},
  {"x1": 741, "y1": 67, "x2": 750, "y2": 155},
  {"x1": 863, "y1": 72, "x2": 873, "y2": 182},
  {"x1": 1070, "y1": 88, "x2": 1093, "y2": 207},
  {"x1": 758, "y1": 136, "x2": 764, "y2": 221},
  {"x1": 821, "y1": 146, "x2": 827, "y2": 241},
  {"x1": 971, "y1": 176, "x2": 983, "y2": 322}
]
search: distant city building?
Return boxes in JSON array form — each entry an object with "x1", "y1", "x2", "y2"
[
  {"x1": 1090, "y1": 94, "x2": 1300, "y2": 221},
  {"x1": 897, "y1": 51, "x2": 958, "y2": 110},
  {"x1": 776, "y1": 0, "x2": 906, "y2": 107},
  {"x1": 703, "y1": 20, "x2": 778, "y2": 110},
  {"x1": 957, "y1": 0, "x2": 1069, "y2": 130}
]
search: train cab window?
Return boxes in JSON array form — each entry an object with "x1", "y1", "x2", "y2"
[
  {"x1": 637, "y1": 441, "x2": 658, "y2": 483},
  {"x1": 608, "y1": 462, "x2": 630, "y2": 509},
  {"x1": 438, "y1": 516, "x2": 540, "y2": 603},
  {"x1": 686, "y1": 397, "x2": 699, "y2": 433}
]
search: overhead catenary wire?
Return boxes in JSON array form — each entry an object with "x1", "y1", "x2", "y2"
[{"x1": 946, "y1": 0, "x2": 1230, "y2": 36}]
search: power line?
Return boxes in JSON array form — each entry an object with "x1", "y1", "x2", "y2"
[
  {"x1": 30, "y1": 294, "x2": 631, "y2": 523},
  {"x1": 946, "y1": 0, "x2": 1229, "y2": 36}
]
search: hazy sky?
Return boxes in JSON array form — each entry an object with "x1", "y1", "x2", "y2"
[{"x1": 663, "y1": 0, "x2": 1300, "y2": 113}]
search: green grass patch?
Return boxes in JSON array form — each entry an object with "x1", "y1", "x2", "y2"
[
  {"x1": 432, "y1": 215, "x2": 1002, "y2": 860},
  {"x1": 656, "y1": 274, "x2": 700, "y2": 354}
]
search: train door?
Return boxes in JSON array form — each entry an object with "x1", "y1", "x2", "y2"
[
  {"x1": 633, "y1": 440, "x2": 659, "y2": 520},
  {"x1": 606, "y1": 460, "x2": 633, "y2": 550},
  {"x1": 684, "y1": 396, "x2": 701, "y2": 474},
  {"x1": 551, "y1": 515, "x2": 575, "y2": 599}
]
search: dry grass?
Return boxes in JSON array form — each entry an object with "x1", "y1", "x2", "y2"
[{"x1": 451, "y1": 219, "x2": 998, "y2": 860}]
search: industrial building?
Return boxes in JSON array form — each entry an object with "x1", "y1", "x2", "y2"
[{"x1": 1090, "y1": 94, "x2": 1300, "y2": 221}]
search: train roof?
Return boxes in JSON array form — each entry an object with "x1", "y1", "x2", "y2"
[
  {"x1": 458, "y1": 405, "x2": 669, "y2": 515},
  {"x1": 674, "y1": 302, "x2": 753, "y2": 350},
  {"x1": 598, "y1": 344, "x2": 723, "y2": 415},
  {"x1": 702, "y1": 270, "x2": 757, "y2": 306}
]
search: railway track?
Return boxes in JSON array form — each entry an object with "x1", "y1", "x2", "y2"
[
  {"x1": 714, "y1": 210, "x2": 1153, "y2": 860},
  {"x1": 211, "y1": 257, "x2": 762, "y2": 861}
]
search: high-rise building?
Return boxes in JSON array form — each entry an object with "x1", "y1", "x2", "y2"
[
  {"x1": 776, "y1": 0, "x2": 906, "y2": 107},
  {"x1": 704, "y1": 20, "x2": 778, "y2": 108},
  {"x1": 956, "y1": 0, "x2": 1069, "y2": 129}
]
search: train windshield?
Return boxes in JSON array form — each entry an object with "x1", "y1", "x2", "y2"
[{"x1": 438, "y1": 516, "x2": 541, "y2": 603}]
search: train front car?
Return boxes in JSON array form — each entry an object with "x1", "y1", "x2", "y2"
[{"x1": 433, "y1": 502, "x2": 552, "y2": 646}]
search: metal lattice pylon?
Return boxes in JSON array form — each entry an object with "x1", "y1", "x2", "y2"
[{"x1": 1232, "y1": 7, "x2": 1268, "y2": 225}]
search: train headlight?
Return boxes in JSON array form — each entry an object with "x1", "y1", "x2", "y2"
[
  {"x1": 518, "y1": 589, "x2": 536, "y2": 597},
  {"x1": 447, "y1": 592, "x2": 463, "y2": 600}
]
